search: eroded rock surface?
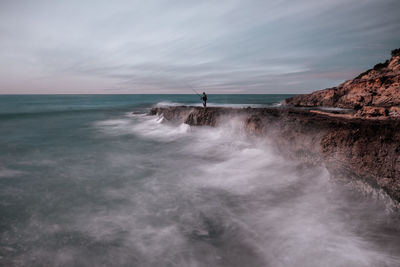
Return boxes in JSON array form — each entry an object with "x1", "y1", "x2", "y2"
[
  {"x1": 285, "y1": 49, "x2": 400, "y2": 114},
  {"x1": 149, "y1": 106, "x2": 400, "y2": 206}
]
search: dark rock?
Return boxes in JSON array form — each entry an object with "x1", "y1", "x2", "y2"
[
  {"x1": 392, "y1": 48, "x2": 400, "y2": 57},
  {"x1": 149, "y1": 106, "x2": 400, "y2": 206}
]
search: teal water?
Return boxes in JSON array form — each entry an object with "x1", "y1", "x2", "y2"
[{"x1": 1, "y1": 95, "x2": 400, "y2": 267}]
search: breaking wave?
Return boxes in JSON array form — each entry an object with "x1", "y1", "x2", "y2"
[
  {"x1": 2, "y1": 109, "x2": 400, "y2": 267},
  {"x1": 82, "y1": 113, "x2": 400, "y2": 266}
]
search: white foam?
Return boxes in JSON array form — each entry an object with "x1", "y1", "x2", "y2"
[
  {"x1": 94, "y1": 114, "x2": 193, "y2": 142},
  {"x1": 76, "y1": 112, "x2": 400, "y2": 266},
  {"x1": 154, "y1": 101, "x2": 183, "y2": 107}
]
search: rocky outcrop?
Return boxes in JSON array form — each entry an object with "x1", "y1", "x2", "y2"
[
  {"x1": 148, "y1": 49, "x2": 400, "y2": 206},
  {"x1": 285, "y1": 49, "x2": 400, "y2": 115},
  {"x1": 149, "y1": 106, "x2": 400, "y2": 207}
]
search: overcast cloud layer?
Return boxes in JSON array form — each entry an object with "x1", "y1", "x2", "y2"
[{"x1": 0, "y1": 0, "x2": 399, "y2": 94}]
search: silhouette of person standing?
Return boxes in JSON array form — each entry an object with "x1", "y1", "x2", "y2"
[{"x1": 202, "y1": 92, "x2": 207, "y2": 108}]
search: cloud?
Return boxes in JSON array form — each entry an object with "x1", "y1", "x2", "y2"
[{"x1": 0, "y1": 0, "x2": 399, "y2": 93}]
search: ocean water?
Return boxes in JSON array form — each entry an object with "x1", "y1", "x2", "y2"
[{"x1": 1, "y1": 94, "x2": 400, "y2": 267}]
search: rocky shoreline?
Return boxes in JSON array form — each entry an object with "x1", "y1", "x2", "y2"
[
  {"x1": 148, "y1": 48, "x2": 400, "y2": 208},
  {"x1": 149, "y1": 106, "x2": 400, "y2": 209}
]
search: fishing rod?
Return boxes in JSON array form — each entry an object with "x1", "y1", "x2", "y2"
[{"x1": 186, "y1": 83, "x2": 201, "y2": 98}]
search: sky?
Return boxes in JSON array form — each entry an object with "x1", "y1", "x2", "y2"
[{"x1": 0, "y1": 0, "x2": 399, "y2": 94}]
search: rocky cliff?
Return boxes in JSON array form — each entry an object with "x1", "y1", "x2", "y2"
[
  {"x1": 148, "y1": 49, "x2": 400, "y2": 207},
  {"x1": 149, "y1": 106, "x2": 400, "y2": 208},
  {"x1": 285, "y1": 48, "x2": 400, "y2": 117}
]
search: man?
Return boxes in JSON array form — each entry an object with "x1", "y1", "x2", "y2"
[{"x1": 202, "y1": 92, "x2": 207, "y2": 108}]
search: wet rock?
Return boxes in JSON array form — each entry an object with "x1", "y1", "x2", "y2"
[
  {"x1": 149, "y1": 106, "x2": 400, "y2": 206},
  {"x1": 184, "y1": 108, "x2": 219, "y2": 126},
  {"x1": 245, "y1": 115, "x2": 263, "y2": 135}
]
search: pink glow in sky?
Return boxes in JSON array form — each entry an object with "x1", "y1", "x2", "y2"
[{"x1": 0, "y1": 0, "x2": 399, "y2": 94}]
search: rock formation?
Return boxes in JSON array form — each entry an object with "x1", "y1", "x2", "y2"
[
  {"x1": 149, "y1": 106, "x2": 400, "y2": 208},
  {"x1": 285, "y1": 48, "x2": 400, "y2": 117},
  {"x1": 147, "y1": 48, "x2": 400, "y2": 208}
]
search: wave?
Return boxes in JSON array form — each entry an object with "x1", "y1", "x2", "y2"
[
  {"x1": 89, "y1": 113, "x2": 400, "y2": 266},
  {"x1": 154, "y1": 101, "x2": 185, "y2": 107},
  {"x1": 95, "y1": 113, "x2": 191, "y2": 141},
  {"x1": 4, "y1": 110, "x2": 399, "y2": 266}
]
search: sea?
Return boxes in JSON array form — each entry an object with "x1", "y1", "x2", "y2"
[{"x1": 1, "y1": 94, "x2": 400, "y2": 267}]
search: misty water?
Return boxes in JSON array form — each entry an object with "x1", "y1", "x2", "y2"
[{"x1": 1, "y1": 95, "x2": 400, "y2": 267}]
